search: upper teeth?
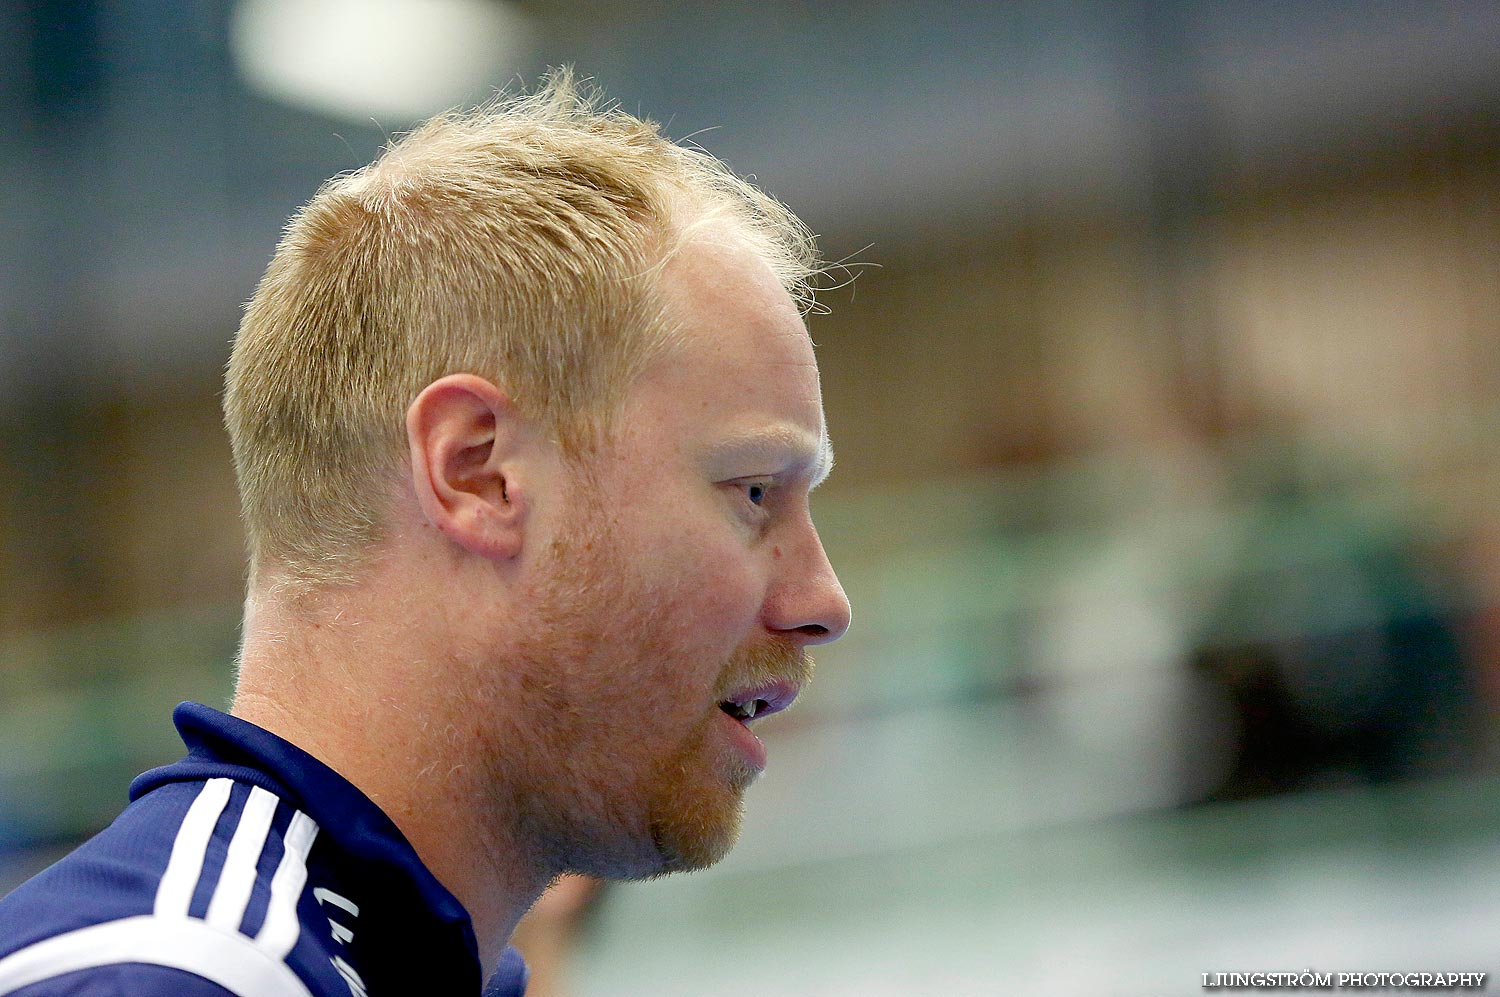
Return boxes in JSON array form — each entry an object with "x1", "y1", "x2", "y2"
[{"x1": 732, "y1": 699, "x2": 761, "y2": 720}]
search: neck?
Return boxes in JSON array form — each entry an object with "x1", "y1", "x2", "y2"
[{"x1": 231, "y1": 577, "x2": 549, "y2": 972}]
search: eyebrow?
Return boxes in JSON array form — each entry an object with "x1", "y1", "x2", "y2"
[{"x1": 704, "y1": 425, "x2": 836, "y2": 490}]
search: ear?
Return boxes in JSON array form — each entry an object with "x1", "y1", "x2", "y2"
[{"x1": 406, "y1": 374, "x2": 536, "y2": 561}]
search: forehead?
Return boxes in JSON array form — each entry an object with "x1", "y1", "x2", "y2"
[{"x1": 624, "y1": 229, "x2": 828, "y2": 468}]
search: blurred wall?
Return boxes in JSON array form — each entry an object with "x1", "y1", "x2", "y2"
[{"x1": 4, "y1": 2, "x2": 1500, "y2": 989}]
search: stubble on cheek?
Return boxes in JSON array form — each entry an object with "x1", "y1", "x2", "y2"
[
  {"x1": 467, "y1": 469, "x2": 815, "y2": 879},
  {"x1": 474, "y1": 494, "x2": 702, "y2": 878}
]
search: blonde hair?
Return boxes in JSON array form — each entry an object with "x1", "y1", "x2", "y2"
[{"x1": 224, "y1": 69, "x2": 822, "y2": 589}]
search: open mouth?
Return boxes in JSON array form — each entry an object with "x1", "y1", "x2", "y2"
[
  {"x1": 717, "y1": 681, "x2": 799, "y2": 724},
  {"x1": 720, "y1": 698, "x2": 769, "y2": 721}
]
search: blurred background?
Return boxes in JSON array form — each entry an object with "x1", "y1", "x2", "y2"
[{"x1": 3, "y1": 1, "x2": 1500, "y2": 993}]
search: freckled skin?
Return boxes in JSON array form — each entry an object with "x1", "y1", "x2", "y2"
[{"x1": 485, "y1": 229, "x2": 852, "y2": 878}]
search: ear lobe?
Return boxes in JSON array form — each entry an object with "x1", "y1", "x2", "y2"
[{"x1": 406, "y1": 374, "x2": 530, "y2": 561}]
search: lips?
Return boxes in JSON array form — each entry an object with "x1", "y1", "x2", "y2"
[
  {"x1": 717, "y1": 679, "x2": 801, "y2": 724},
  {"x1": 715, "y1": 678, "x2": 801, "y2": 772}
]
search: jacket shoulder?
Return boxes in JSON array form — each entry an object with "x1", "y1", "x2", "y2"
[{"x1": 3, "y1": 962, "x2": 240, "y2": 996}]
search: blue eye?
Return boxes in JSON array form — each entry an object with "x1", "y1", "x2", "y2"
[{"x1": 747, "y1": 483, "x2": 767, "y2": 506}]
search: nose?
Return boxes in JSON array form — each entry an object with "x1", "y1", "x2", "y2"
[{"x1": 766, "y1": 523, "x2": 851, "y2": 646}]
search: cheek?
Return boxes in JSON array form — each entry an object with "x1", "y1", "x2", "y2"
[
  {"x1": 613, "y1": 490, "x2": 768, "y2": 661},
  {"x1": 616, "y1": 550, "x2": 765, "y2": 723},
  {"x1": 658, "y1": 537, "x2": 764, "y2": 640}
]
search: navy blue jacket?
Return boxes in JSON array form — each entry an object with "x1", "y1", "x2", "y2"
[{"x1": 0, "y1": 703, "x2": 528, "y2": 995}]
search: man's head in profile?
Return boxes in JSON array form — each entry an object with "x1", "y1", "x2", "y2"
[{"x1": 223, "y1": 70, "x2": 851, "y2": 967}]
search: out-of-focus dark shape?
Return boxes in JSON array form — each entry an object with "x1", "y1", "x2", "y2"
[{"x1": 1187, "y1": 440, "x2": 1477, "y2": 802}]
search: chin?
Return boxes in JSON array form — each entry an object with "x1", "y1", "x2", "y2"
[
  {"x1": 630, "y1": 763, "x2": 753, "y2": 878},
  {"x1": 646, "y1": 812, "x2": 742, "y2": 877}
]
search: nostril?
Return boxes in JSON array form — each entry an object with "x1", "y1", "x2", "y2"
[{"x1": 795, "y1": 624, "x2": 828, "y2": 637}]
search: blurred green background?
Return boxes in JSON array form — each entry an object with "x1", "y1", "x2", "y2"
[{"x1": 3, "y1": 2, "x2": 1500, "y2": 993}]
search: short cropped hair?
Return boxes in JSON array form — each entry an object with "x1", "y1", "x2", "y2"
[{"x1": 224, "y1": 69, "x2": 821, "y2": 589}]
